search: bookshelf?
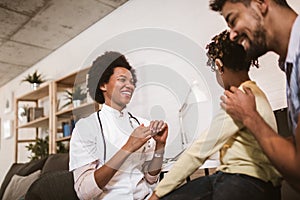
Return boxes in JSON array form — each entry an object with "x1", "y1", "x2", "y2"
[
  {"x1": 14, "y1": 82, "x2": 53, "y2": 162},
  {"x1": 51, "y1": 67, "x2": 99, "y2": 153},
  {"x1": 14, "y1": 68, "x2": 99, "y2": 161}
]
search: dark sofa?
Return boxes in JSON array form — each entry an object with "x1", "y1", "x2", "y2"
[
  {"x1": 2, "y1": 153, "x2": 299, "y2": 200},
  {"x1": 0, "y1": 153, "x2": 79, "y2": 200}
]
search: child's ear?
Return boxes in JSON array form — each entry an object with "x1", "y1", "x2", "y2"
[
  {"x1": 215, "y1": 58, "x2": 224, "y2": 74},
  {"x1": 215, "y1": 58, "x2": 223, "y2": 68}
]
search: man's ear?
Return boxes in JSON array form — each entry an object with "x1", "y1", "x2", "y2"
[{"x1": 255, "y1": 0, "x2": 268, "y2": 16}]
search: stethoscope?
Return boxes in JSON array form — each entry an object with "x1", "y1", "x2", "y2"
[{"x1": 96, "y1": 109, "x2": 140, "y2": 162}]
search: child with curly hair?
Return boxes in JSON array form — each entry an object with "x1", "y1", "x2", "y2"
[{"x1": 149, "y1": 30, "x2": 281, "y2": 200}]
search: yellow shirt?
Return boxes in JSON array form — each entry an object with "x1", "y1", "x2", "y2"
[{"x1": 155, "y1": 81, "x2": 282, "y2": 198}]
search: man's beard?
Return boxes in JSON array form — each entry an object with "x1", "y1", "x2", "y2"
[{"x1": 246, "y1": 23, "x2": 268, "y2": 61}]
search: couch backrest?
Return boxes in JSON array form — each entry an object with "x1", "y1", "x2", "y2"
[{"x1": 41, "y1": 153, "x2": 69, "y2": 175}]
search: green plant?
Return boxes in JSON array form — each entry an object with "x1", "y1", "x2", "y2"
[
  {"x1": 61, "y1": 86, "x2": 87, "y2": 108},
  {"x1": 25, "y1": 136, "x2": 68, "y2": 161},
  {"x1": 21, "y1": 70, "x2": 45, "y2": 84},
  {"x1": 72, "y1": 85, "x2": 87, "y2": 101}
]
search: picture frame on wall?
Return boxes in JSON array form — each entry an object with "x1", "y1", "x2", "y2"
[
  {"x1": 3, "y1": 120, "x2": 13, "y2": 139},
  {"x1": 4, "y1": 91, "x2": 14, "y2": 114}
]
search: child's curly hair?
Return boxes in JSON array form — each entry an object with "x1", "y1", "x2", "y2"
[{"x1": 206, "y1": 30, "x2": 258, "y2": 72}]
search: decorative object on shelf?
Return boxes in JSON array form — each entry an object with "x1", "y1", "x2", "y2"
[
  {"x1": 21, "y1": 70, "x2": 46, "y2": 90},
  {"x1": 62, "y1": 122, "x2": 71, "y2": 137},
  {"x1": 62, "y1": 85, "x2": 87, "y2": 109},
  {"x1": 25, "y1": 136, "x2": 68, "y2": 161},
  {"x1": 27, "y1": 107, "x2": 44, "y2": 122},
  {"x1": 18, "y1": 105, "x2": 29, "y2": 123},
  {"x1": 62, "y1": 116, "x2": 76, "y2": 137}
]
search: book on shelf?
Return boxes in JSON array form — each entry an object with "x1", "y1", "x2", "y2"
[{"x1": 28, "y1": 107, "x2": 44, "y2": 122}]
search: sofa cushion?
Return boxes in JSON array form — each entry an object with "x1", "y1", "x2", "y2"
[
  {"x1": 41, "y1": 153, "x2": 69, "y2": 174},
  {"x1": 0, "y1": 163, "x2": 25, "y2": 200},
  {"x1": 0, "y1": 157, "x2": 47, "y2": 200},
  {"x1": 2, "y1": 170, "x2": 41, "y2": 200},
  {"x1": 25, "y1": 170, "x2": 79, "y2": 200}
]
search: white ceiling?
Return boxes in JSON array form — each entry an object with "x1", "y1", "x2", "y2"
[
  {"x1": 0, "y1": 0, "x2": 128, "y2": 87},
  {"x1": 1, "y1": 0, "x2": 299, "y2": 90}
]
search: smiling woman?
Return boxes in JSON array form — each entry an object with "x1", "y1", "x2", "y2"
[
  {"x1": 99, "y1": 67, "x2": 135, "y2": 110},
  {"x1": 69, "y1": 51, "x2": 168, "y2": 199}
]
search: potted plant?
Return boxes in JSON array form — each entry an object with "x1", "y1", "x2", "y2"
[
  {"x1": 62, "y1": 85, "x2": 87, "y2": 108},
  {"x1": 25, "y1": 136, "x2": 68, "y2": 161},
  {"x1": 25, "y1": 137, "x2": 49, "y2": 160},
  {"x1": 21, "y1": 70, "x2": 46, "y2": 90}
]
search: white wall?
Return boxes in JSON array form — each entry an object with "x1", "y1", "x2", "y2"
[{"x1": 0, "y1": 0, "x2": 298, "y2": 183}]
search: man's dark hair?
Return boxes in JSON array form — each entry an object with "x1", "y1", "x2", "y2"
[
  {"x1": 206, "y1": 30, "x2": 257, "y2": 71},
  {"x1": 209, "y1": 0, "x2": 290, "y2": 12},
  {"x1": 87, "y1": 51, "x2": 137, "y2": 104}
]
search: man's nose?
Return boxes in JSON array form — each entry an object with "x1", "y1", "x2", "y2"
[{"x1": 229, "y1": 29, "x2": 238, "y2": 41}]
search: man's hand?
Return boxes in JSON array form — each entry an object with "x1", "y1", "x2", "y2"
[
  {"x1": 149, "y1": 192, "x2": 160, "y2": 200},
  {"x1": 220, "y1": 86, "x2": 257, "y2": 124}
]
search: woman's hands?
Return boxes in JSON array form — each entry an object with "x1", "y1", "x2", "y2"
[
  {"x1": 150, "y1": 120, "x2": 168, "y2": 149},
  {"x1": 122, "y1": 120, "x2": 168, "y2": 153},
  {"x1": 122, "y1": 124, "x2": 152, "y2": 152}
]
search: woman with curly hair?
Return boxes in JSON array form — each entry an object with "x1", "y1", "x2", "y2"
[
  {"x1": 69, "y1": 51, "x2": 168, "y2": 199},
  {"x1": 149, "y1": 31, "x2": 281, "y2": 200}
]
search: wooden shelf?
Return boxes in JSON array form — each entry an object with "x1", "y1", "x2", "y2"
[
  {"x1": 56, "y1": 136, "x2": 71, "y2": 142},
  {"x1": 17, "y1": 82, "x2": 50, "y2": 101},
  {"x1": 56, "y1": 102, "x2": 98, "y2": 119},
  {"x1": 17, "y1": 139, "x2": 36, "y2": 143},
  {"x1": 17, "y1": 116, "x2": 49, "y2": 128},
  {"x1": 55, "y1": 67, "x2": 90, "y2": 88}
]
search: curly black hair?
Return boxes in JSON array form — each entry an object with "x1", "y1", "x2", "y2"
[
  {"x1": 209, "y1": 0, "x2": 289, "y2": 12},
  {"x1": 206, "y1": 30, "x2": 257, "y2": 72},
  {"x1": 87, "y1": 51, "x2": 137, "y2": 104}
]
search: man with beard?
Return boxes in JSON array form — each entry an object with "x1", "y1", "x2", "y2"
[{"x1": 209, "y1": 0, "x2": 300, "y2": 190}]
